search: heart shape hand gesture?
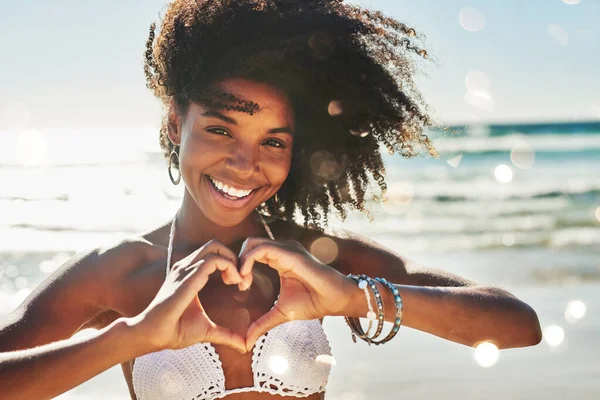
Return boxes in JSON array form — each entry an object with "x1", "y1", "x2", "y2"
[
  {"x1": 131, "y1": 237, "x2": 357, "y2": 354},
  {"x1": 238, "y1": 237, "x2": 357, "y2": 350},
  {"x1": 131, "y1": 240, "x2": 247, "y2": 353}
]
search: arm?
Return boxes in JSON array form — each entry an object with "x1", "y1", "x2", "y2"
[
  {"x1": 0, "y1": 240, "x2": 150, "y2": 399},
  {"x1": 0, "y1": 317, "x2": 149, "y2": 400},
  {"x1": 324, "y1": 230, "x2": 543, "y2": 349}
]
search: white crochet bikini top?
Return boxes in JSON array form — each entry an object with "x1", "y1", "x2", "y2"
[{"x1": 132, "y1": 214, "x2": 333, "y2": 400}]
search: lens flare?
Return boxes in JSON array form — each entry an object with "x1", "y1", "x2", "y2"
[
  {"x1": 547, "y1": 24, "x2": 569, "y2": 47},
  {"x1": 349, "y1": 129, "x2": 369, "y2": 138},
  {"x1": 510, "y1": 142, "x2": 536, "y2": 169},
  {"x1": 465, "y1": 70, "x2": 490, "y2": 93},
  {"x1": 565, "y1": 300, "x2": 586, "y2": 323},
  {"x1": 328, "y1": 100, "x2": 344, "y2": 117},
  {"x1": 269, "y1": 355, "x2": 289, "y2": 374},
  {"x1": 381, "y1": 181, "x2": 414, "y2": 215},
  {"x1": 459, "y1": 7, "x2": 486, "y2": 32},
  {"x1": 309, "y1": 151, "x2": 344, "y2": 181},
  {"x1": 473, "y1": 342, "x2": 499, "y2": 367},
  {"x1": 310, "y1": 237, "x2": 339, "y2": 264},
  {"x1": 464, "y1": 90, "x2": 494, "y2": 111},
  {"x1": 315, "y1": 354, "x2": 336, "y2": 366},
  {"x1": 543, "y1": 324, "x2": 565, "y2": 347},
  {"x1": 494, "y1": 164, "x2": 513, "y2": 183},
  {"x1": 447, "y1": 154, "x2": 463, "y2": 168},
  {"x1": 562, "y1": 0, "x2": 580, "y2": 4},
  {"x1": 14, "y1": 277, "x2": 28, "y2": 290},
  {"x1": 502, "y1": 233, "x2": 515, "y2": 247}
]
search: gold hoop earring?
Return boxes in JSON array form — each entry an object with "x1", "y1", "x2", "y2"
[{"x1": 168, "y1": 148, "x2": 181, "y2": 185}]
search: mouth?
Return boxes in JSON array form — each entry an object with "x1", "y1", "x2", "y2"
[{"x1": 205, "y1": 175, "x2": 260, "y2": 209}]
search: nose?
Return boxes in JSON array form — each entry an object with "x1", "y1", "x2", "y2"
[{"x1": 224, "y1": 146, "x2": 259, "y2": 179}]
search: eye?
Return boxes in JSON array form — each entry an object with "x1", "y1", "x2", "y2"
[
  {"x1": 263, "y1": 138, "x2": 286, "y2": 148},
  {"x1": 206, "y1": 127, "x2": 231, "y2": 137}
]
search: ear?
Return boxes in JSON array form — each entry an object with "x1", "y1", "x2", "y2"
[{"x1": 167, "y1": 99, "x2": 182, "y2": 147}]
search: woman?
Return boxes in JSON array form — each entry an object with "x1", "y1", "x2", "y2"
[{"x1": 0, "y1": 1, "x2": 542, "y2": 399}]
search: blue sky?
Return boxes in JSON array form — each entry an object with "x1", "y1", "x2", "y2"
[{"x1": 0, "y1": 0, "x2": 598, "y2": 128}]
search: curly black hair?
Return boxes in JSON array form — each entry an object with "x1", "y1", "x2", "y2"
[{"x1": 144, "y1": 0, "x2": 437, "y2": 229}]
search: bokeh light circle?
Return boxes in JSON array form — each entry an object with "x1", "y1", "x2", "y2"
[
  {"x1": 502, "y1": 233, "x2": 515, "y2": 247},
  {"x1": 473, "y1": 342, "x2": 499, "y2": 367},
  {"x1": 510, "y1": 142, "x2": 536, "y2": 169},
  {"x1": 594, "y1": 206, "x2": 600, "y2": 223},
  {"x1": 565, "y1": 300, "x2": 586, "y2": 323},
  {"x1": 269, "y1": 355, "x2": 289, "y2": 374},
  {"x1": 459, "y1": 7, "x2": 486, "y2": 32},
  {"x1": 315, "y1": 354, "x2": 337, "y2": 366},
  {"x1": 328, "y1": 100, "x2": 344, "y2": 117},
  {"x1": 543, "y1": 324, "x2": 565, "y2": 346},
  {"x1": 310, "y1": 237, "x2": 339, "y2": 264},
  {"x1": 494, "y1": 164, "x2": 513, "y2": 183},
  {"x1": 464, "y1": 91, "x2": 494, "y2": 111},
  {"x1": 547, "y1": 24, "x2": 568, "y2": 47},
  {"x1": 309, "y1": 150, "x2": 344, "y2": 181}
]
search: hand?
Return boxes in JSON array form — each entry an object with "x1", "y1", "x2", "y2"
[
  {"x1": 129, "y1": 240, "x2": 247, "y2": 353},
  {"x1": 238, "y1": 237, "x2": 357, "y2": 350}
]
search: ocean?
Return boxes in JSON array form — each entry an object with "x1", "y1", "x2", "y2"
[{"x1": 1, "y1": 121, "x2": 599, "y2": 399}]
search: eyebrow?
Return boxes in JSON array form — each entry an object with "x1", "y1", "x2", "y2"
[{"x1": 202, "y1": 110, "x2": 294, "y2": 135}]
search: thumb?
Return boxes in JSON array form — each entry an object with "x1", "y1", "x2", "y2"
[{"x1": 245, "y1": 307, "x2": 288, "y2": 351}]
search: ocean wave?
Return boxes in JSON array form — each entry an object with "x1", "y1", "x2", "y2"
[
  {"x1": 430, "y1": 133, "x2": 600, "y2": 154},
  {"x1": 379, "y1": 180, "x2": 600, "y2": 202}
]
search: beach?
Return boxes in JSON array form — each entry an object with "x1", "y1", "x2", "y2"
[
  {"x1": 1, "y1": 121, "x2": 599, "y2": 399},
  {"x1": 47, "y1": 280, "x2": 599, "y2": 400}
]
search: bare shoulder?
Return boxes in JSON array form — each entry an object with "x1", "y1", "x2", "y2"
[
  {"x1": 276, "y1": 219, "x2": 476, "y2": 288},
  {"x1": 0, "y1": 235, "x2": 160, "y2": 351}
]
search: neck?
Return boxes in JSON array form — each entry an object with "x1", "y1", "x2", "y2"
[{"x1": 174, "y1": 190, "x2": 266, "y2": 247}]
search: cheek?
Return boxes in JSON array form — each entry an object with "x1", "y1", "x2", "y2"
[{"x1": 269, "y1": 152, "x2": 293, "y2": 184}]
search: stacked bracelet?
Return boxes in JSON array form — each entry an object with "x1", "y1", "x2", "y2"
[
  {"x1": 372, "y1": 277, "x2": 403, "y2": 345},
  {"x1": 358, "y1": 275, "x2": 385, "y2": 340},
  {"x1": 347, "y1": 275, "x2": 377, "y2": 338},
  {"x1": 344, "y1": 274, "x2": 403, "y2": 346}
]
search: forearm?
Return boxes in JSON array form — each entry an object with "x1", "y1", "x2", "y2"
[
  {"x1": 344, "y1": 283, "x2": 542, "y2": 349},
  {"x1": 0, "y1": 318, "x2": 151, "y2": 400}
]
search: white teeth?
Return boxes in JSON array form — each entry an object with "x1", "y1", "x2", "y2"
[{"x1": 209, "y1": 177, "x2": 253, "y2": 198}]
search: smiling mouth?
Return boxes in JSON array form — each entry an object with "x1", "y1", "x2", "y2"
[{"x1": 207, "y1": 175, "x2": 258, "y2": 201}]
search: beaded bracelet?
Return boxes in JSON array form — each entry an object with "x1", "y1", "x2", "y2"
[
  {"x1": 345, "y1": 275, "x2": 403, "y2": 346},
  {"x1": 371, "y1": 277, "x2": 403, "y2": 345},
  {"x1": 344, "y1": 274, "x2": 385, "y2": 344},
  {"x1": 358, "y1": 275, "x2": 385, "y2": 340},
  {"x1": 346, "y1": 275, "x2": 377, "y2": 338}
]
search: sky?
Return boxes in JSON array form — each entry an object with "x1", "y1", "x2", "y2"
[{"x1": 0, "y1": 0, "x2": 599, "y2": 130}]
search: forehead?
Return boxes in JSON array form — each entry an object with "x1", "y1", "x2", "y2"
[{"x1": 196, "y1": 78, "x2": 295, "y2": 126}]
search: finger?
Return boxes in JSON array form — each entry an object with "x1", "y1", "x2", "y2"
[
  {"x1": 237, "y1": 237, "x2": 272, "y2": 290},
  {"x1": 240, "y1": 242, "x2": 294, "y2": 277},
  {"x1": 203, "y1": 254, "x2": 243, "y2": 285},
  {"x1": 245, "y1": 307, "x2": 288, "y2": 351},
  {"x1": 239, "y1": 238, "x2": 276, "y2": 275},
  {"x1": 183, "y1": 239, "x2": 238, "y2": 267},
  {"x1": 178, "y1": 255, "x2": 239, "y2": 300},
  {"x1": 204, "y1": 323, "x2": 247, "y2": 354}
]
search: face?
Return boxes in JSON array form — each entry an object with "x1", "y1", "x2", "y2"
[{"x1": 169, "y1": 78, "x2": 295, "y2": 227}]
